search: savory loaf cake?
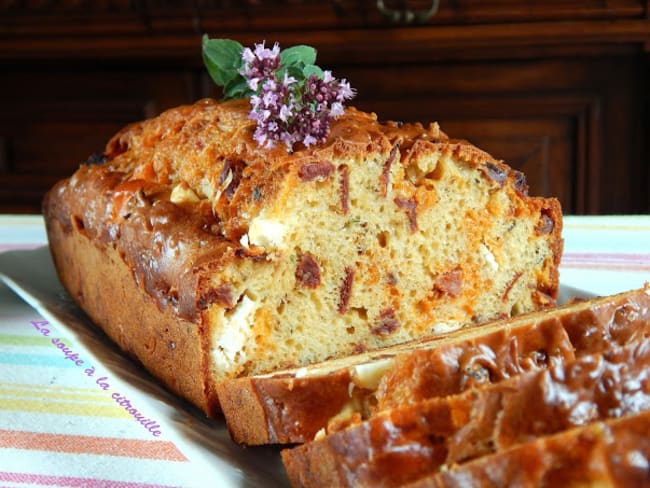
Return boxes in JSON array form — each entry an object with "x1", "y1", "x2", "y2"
[
  {"x1": 217, "y1": 287, "x2": 650, "y2": 445},
  {"x1": 281, "y1": 338, "x2": 650, "y2": 488},
  {"x1": 43, "y1": 97, "x2": 562, "y2": 415}
]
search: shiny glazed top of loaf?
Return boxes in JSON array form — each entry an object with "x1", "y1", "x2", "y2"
[{"x1": 105, "y1": 98, "x2": 448, "y2": 241}]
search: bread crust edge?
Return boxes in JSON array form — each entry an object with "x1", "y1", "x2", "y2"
[
  {"x1": 44, "y1": 207, "x2": 220, "y2": 415},
  {"x1": 220, "y1": 286, "x2": 650, "y2": 446}
]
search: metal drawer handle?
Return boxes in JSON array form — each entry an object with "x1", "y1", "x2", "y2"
[{"x1": 376, "y1": 0, "x2": 440, "y2": 24}]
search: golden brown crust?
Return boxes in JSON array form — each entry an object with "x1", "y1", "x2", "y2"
[
  {"x1": 103, "y1": 99, "x2": 451, "y2": 243},
  {"x1": 43, "y1": 212, "x2": 218, "y2": 414},
  {"x1": 218, "y1": 287, "x2": 650, "y2": 445},
  {"x1": 281, "y1": 337, "x2": 650, "y2": 487},
  {"x1": 218, "y1": 371, "x2": 354, "y2": 445},
  {"x1": 405, "y1": 410, "x2": 650, "y2": 488}
]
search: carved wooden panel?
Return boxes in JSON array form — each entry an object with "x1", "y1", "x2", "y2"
[
  {"x1": 0, "y1": 2, "x2": 647, "y2": 213},
  {"x1": 2, "y1": 1, "x2": 648, "y2": 65},
  {"x1": 644, "y1": 6, "x2": 648, "y2": 213},
  {"x1": 438, "y1": 119, "x2": 576, "y2": 211},
  {"x1": 346, "y1": 55, "x2": 649, "y2": 214},
  {"x1": 2, "y1": 1, "x2": 646, "y2": 32},
  {"x1": 0, "y1": 71, "x2": 197, "y2": 213},
  {"x1": 357, "y1": 97, "x2": 587, "y2": 214}
]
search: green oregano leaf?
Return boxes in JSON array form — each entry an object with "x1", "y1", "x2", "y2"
[
  {"x1": 303, "y1": 64, "x2": 324, "y2": 79},
  {"x1": 280, "y1": 45, "x2": 317, "y2": 69},
  {"x1": 202, "y1": 36, "x2": 244, "y2": 87},
  {"x1": 223, "y1": 77, "x2": 250, "y2": 100}
]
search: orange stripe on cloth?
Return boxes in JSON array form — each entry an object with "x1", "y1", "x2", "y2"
[{"x1": 0, "y1": 430, "x2": 188, "y2": 462}]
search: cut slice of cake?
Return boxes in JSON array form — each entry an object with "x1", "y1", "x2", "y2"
[
  {"x1": 217, "y1": 287, "x2": 650, "y2": 444},
  {"x1": 281, "y1": 338, "x2": 650, "y2": 488}
]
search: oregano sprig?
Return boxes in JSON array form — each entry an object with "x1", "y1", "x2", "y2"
[{"x1": 202, "y1": 35, "x2": 355, "y2": 151}]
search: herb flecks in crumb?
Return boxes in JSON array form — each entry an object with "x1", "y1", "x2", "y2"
[{"x1": 202, "y1": 35, "x2": 355, "y2": 151}]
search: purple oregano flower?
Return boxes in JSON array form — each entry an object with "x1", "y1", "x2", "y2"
[{"x1": 239, "y1": 42, "x2": 355, "y2": 151}]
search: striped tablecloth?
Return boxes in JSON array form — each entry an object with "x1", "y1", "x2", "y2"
[
  {"x1": 0, "y1": 215, "x2": 285, "y2": 488},
  {"x1": 559, "y1": 215, "x2": 650, "y2": 296},
  {"x1": 1, "y1": 214, "x2": 649, "y2": 487}
]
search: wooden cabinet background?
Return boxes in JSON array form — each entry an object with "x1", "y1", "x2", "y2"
[{"x1": 1, "y1": 1, "x2": 649, "y2": 214}]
